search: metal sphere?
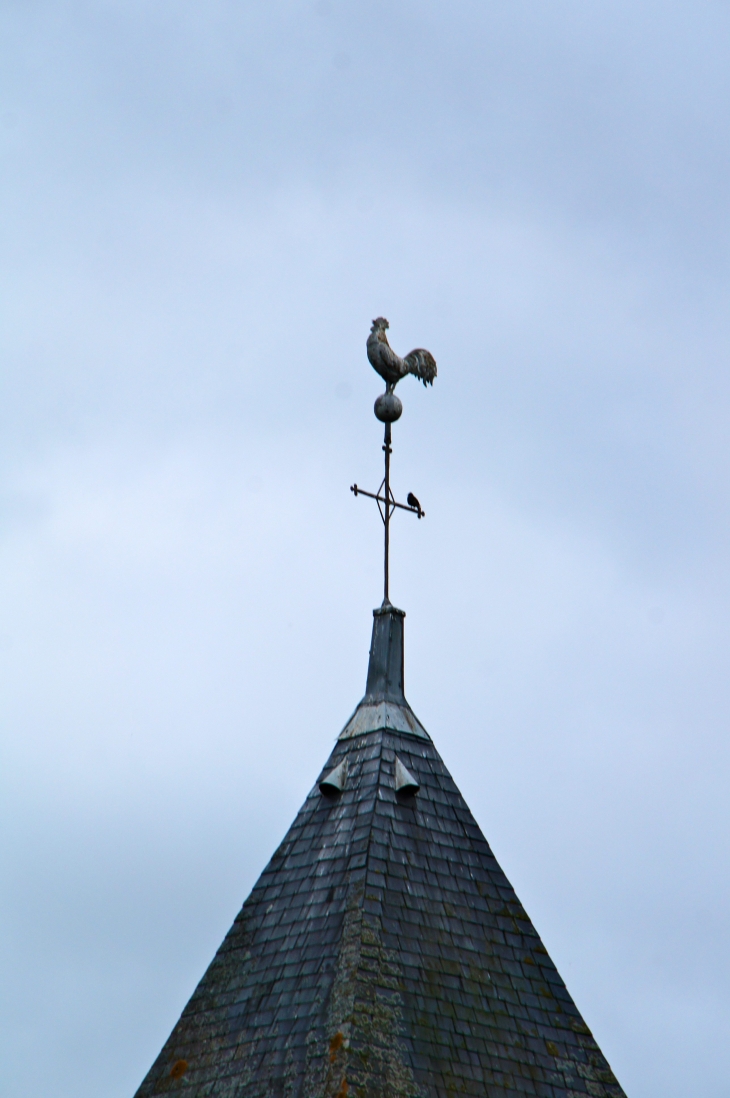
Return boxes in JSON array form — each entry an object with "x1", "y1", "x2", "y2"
[{"x1": 374, "y1": 391, "x2": 403, "y2": 422}]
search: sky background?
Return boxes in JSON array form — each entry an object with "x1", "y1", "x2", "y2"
[{"x1": 2, "y1": 2, "x2": 730, "y2": 1095}]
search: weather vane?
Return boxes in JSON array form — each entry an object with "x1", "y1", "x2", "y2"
[{"x1": 351, "y1": 317, "x2": 437, "y2": 604}]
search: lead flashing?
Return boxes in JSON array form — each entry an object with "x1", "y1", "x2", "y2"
[{"x1": 338, "y1": 700, "x2": 429, "y2": 741}]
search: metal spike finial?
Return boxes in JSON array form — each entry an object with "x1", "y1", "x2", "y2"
[{"x1": 351, "y1": 318, "x2": 437, "y2": 603}]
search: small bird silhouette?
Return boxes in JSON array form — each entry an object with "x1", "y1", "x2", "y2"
[
  {"x1": 367, "y1": 318, "x2": 437, "y2": 391},
  {"x1": 407, "y1": 492, "x2": 422, "y2": 513}
]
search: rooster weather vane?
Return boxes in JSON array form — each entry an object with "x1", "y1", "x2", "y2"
[{"x1": 351, "y1": 317, "x2": 437, "y2": 604}]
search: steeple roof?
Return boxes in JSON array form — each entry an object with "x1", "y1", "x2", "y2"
[{"x1": 134, "y1": 603, "x2": 626, "y2": 1098}]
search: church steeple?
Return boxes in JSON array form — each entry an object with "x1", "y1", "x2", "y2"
[{"x1": 132, "y1": 321, "x2": 627, "y2": 1098}]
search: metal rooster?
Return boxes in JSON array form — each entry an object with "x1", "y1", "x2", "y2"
[{"x1": 367, "y1": 317, "x2": 437, "y2": 392}]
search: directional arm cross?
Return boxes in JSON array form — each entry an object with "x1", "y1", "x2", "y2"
[{"x1": 350, "y1": 420, "x2": 424, "y2": 604}]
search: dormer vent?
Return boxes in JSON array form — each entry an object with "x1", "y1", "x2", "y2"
[
  {"x1": 319, "y1": 758, "x2": 347, "y2": 795},
  {"x1": 394, "y1": 756, "x2": 419, "y2": 794}
]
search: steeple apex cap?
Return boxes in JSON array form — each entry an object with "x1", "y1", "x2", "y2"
[
  {"x1": 339, "y1": 601, "x2": 428, "y2": 742},
  {"x1": 365, "y1": 599, "x2": 406, "y2": 703}
]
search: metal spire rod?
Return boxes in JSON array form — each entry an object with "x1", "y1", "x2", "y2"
[
  {"x1": 350, "y1": 422, "x2": 423, "y2": 603},
  {"x1": 383, "y1": 421, "x2": 392, "y2": 603}
]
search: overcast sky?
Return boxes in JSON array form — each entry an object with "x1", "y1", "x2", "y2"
[{"x1": 2, "y1": 2, "x2": 730, "y2": 1096}]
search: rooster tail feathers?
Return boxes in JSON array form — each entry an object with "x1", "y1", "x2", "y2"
[{"x1": 403, "y1": 348, "x2": 437, "y2": 387}]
